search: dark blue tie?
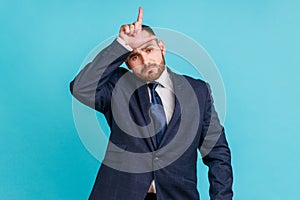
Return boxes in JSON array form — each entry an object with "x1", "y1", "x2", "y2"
[{"x1": 148, "y1": 82, "x2": 167, "y2": 146}]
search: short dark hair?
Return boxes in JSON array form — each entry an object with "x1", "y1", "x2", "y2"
[{"x1": 142, "y1": 25, "x2": 156, "y2": 36}]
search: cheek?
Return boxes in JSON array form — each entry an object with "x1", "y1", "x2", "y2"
[
  {"x1": 132, "y1": 68, "x2": 142, "y2": 75},
  {"x1": 157, "y1": 53, "x2": 164, "y2": 63}
]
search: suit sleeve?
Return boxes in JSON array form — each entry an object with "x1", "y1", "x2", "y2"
[
  {"x1": 199, "y1": 84, "x2": 233, "y2": 200},
  {"x1": 70, "y1": 39, "x2": 131, "y2": 113}
]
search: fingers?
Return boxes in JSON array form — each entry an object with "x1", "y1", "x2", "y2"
[
  {"x1": 121, "y1": 24, "x2": 136, "y2": 36},
  {"x1": 123, "y1": 25, "x2": 130, "y2": 34},
  {"x1": 118, "y1": 6, "x2": 148, "y2": 48},
  {"x1": 134, "y1": 6, "x2": 143, "y2": 35},
  {"x1": 133, "y1": 21, "x2": 141, "y2": 35},
  {"x1": 121, "y1": 22, "x2": 142, "y2": 36},
  {"x1": 137, "y1": 6, "x2": 143, "y2": 24},
  {"x1": 129, "y1": 24, "x2": 134, "y2": 35},
  {"x1": 120, "y1": 7, "x2": 143, "y2": 36}
]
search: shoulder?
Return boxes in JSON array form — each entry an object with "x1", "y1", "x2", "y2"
[
  {"x1": 182, "y1": 74, "x2": 207, "y2": 87},
  {"x1": 172, "y1": 71, "x2": 209, "y2": 92},
  {"x1": 183, "y1": 75, "x2": 211, "y2": 99}
]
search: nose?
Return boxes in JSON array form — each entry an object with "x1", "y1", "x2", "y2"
[{"x1": 140, "y1": 51, "x2": 150, "y2": 65}]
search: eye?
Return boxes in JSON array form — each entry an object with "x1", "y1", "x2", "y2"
[
  {"x1": 145, "y1": 48, "x2": 153, "y2": 53},
  {"x1": 130, "y1": 55, "x2": 138, "y2": 61}
]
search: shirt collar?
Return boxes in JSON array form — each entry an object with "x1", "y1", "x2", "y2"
[{"x1": 154, "y1": 67, "x2": 173, "y2": 91}]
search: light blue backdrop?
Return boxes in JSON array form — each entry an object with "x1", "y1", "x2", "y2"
[{"x1": 1, "y1": 0, "x2": 299, "y2": 199}]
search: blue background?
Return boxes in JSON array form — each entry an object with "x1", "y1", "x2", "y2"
[{"x1": 1, "y1": 0, "x2": 299, "y2": 199}]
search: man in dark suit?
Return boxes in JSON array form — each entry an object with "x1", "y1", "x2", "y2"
[{"x1": 70, "y1": 7, "x2": 233, "y2": 200}]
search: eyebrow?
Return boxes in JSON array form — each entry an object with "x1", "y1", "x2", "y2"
[
  {"x1": 128, "y1": 43, "x2": 157, "y2": 59},
  {"x1": 128, "y1": 40, "x2": 159, "y2": 59}
]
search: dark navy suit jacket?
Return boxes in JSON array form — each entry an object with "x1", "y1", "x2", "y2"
[{"x1": 70, "y1": 39, "x2": 233, "y2": 200}]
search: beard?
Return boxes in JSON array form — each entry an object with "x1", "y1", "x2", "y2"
[{"x1": 135, "y1": 62, "x2": 166, "y2": 82}]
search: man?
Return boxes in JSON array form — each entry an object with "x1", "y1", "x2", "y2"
[{"x1": 70, "y1": 7, "x2": 233, "y2": 200}]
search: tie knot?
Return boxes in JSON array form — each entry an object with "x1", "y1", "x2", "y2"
[{"x1": 148, "y1": 82, "x2": 159, "y2": 91}]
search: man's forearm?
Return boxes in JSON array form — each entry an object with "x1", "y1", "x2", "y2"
[
  {"x1": 70, "y1": 39, "x2": 130, "y2": 109},
  {"x1": 203, "y1": 132, "x2": 233, "y2": 200},
  {"x1": 200, "y1": 84, "x2": 233, "y2": 199}
]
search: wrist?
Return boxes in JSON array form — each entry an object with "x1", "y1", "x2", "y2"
[{"x1": 117, "y1": 37, "x2": 133, "y2": 51}]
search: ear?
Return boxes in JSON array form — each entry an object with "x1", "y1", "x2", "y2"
[{"x1": 158, "y1": 40, "x2": 166, "y2": 55}]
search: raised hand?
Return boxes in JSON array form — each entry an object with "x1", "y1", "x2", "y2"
[{"x1": 119, "y1": 7, "x2": 157, "y2": 49}]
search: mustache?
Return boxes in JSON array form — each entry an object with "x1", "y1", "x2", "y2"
[{"x1": 141, "y1": 63, "x2": 165, "y2": 73}]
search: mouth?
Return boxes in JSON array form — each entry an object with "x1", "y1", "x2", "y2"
[{"x1": 142, "y1": 64, "x2": 159, "y2": 74}]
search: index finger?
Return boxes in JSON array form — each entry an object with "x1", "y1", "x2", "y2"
[{"x1": 137, "y1": 6, "x2": 143, "y2": 23}]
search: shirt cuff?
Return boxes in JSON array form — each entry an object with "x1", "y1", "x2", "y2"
[{"x1": 116, "y1": 37, "x2": 133, "y2": 51}]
